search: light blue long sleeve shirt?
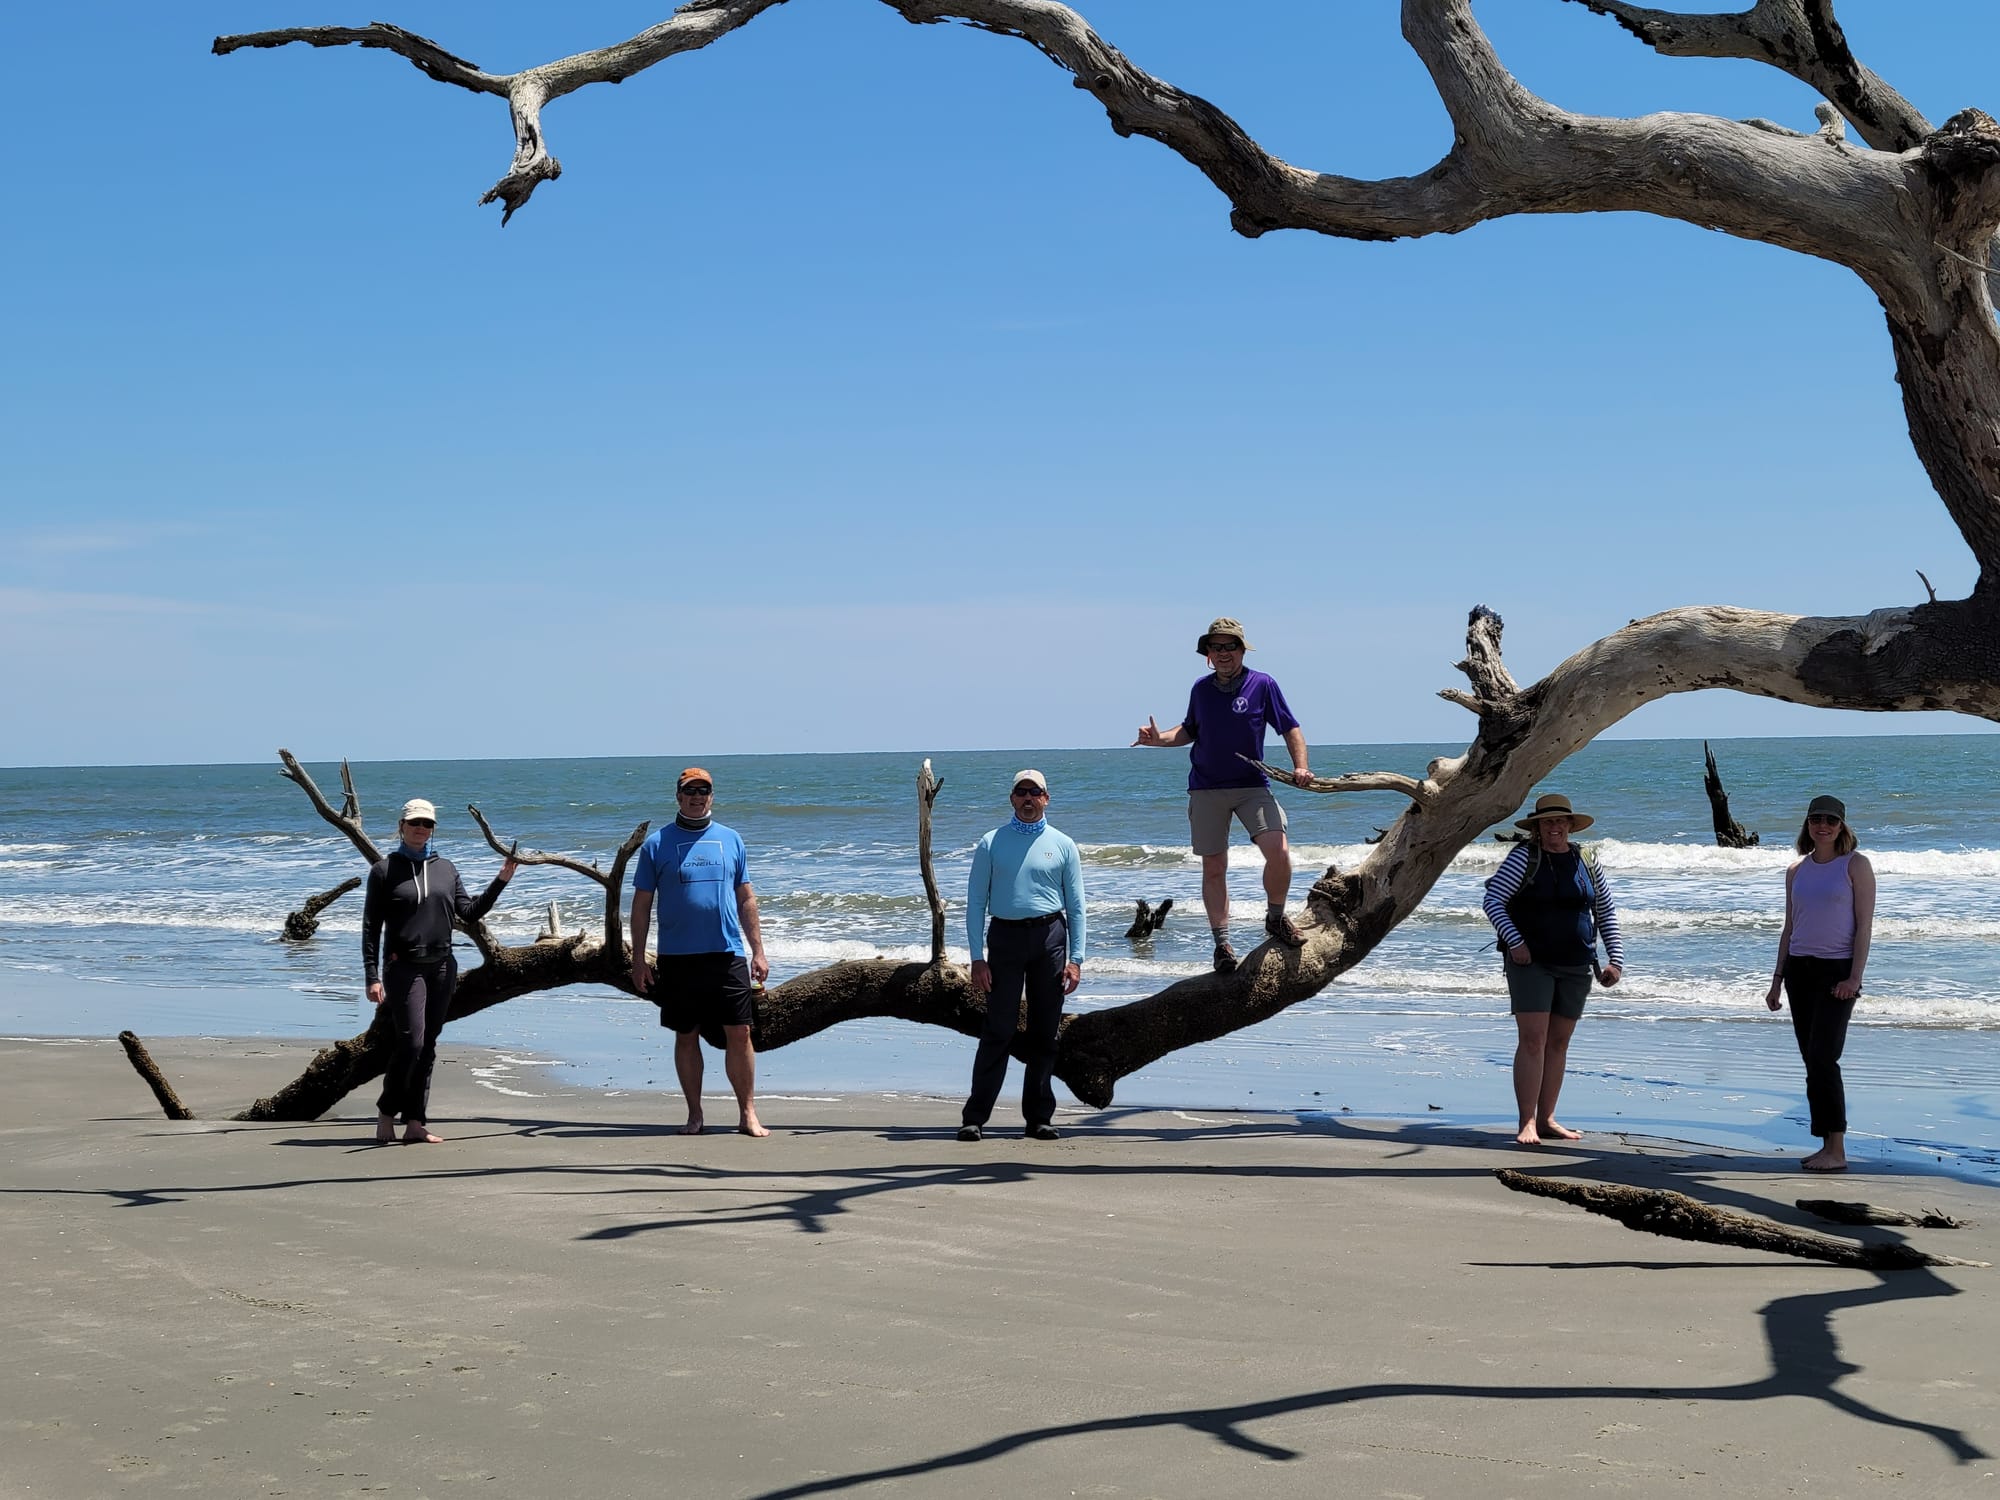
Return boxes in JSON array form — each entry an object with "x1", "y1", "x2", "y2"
[{"x1": 966, "y1": 818, "x2": 1086, "y2": 963}]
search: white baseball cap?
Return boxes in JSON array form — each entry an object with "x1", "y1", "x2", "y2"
[{"x1": 400, "y1": 798, "x2": 438, "y2": 823}]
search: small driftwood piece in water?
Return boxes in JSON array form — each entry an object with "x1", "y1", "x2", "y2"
[
  {"x1": 281, "y1": 876, "x2": 361, "y2": 941},
  {"x1": 536, "y1": 901, "x2": 564, "y2": 942},
  {"x1": 1798, "y1": 1198, "x2": 1968, "y2": 1229},
  {"x1": 1702, "y1": 740, "x2": 1759, "y2": 848},
  {"x1": 1495, "y1": 1170, "x2": 1986, "y2": 1269},
  {"x1": 118, "y1": 1031, "x2": 194, "y2": 1121},
  {"x1": 1123, "y1": 898, "x2": 1174, "y2": 941}
]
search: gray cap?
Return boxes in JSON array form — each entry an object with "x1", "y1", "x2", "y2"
[{"x1": 1806, "y1": 795, "x2": 1847, "y2": 820}]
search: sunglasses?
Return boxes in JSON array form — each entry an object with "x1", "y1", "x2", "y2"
[
  {"x1": 1205, "y1": 640, "x2": 1243, "y2": 652},
  {"x1": 679, "y1": 784, "x2": 713, "y2": 797},
  {"x1": 1806, "y1": 814, "x2": 1842, "y2": 826},
  {"x1": 1012, "y1": 786, "x2": 1048, "y2": 798},
  {"x1": 404, "y1": 818, "x2": 435, "y2": 830}
]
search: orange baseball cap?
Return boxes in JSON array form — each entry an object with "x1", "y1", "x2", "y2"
[{"x1": 676, "y1": 767, "x2": 714, "y2": 791}]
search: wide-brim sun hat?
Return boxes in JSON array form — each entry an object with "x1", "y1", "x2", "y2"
[
  {"x1": 1515, "y1": 792, "x2": 1594, "y2": 834},
  {"x1": 1197, "y1": 616, "x2": 1255, "y2": 654}
]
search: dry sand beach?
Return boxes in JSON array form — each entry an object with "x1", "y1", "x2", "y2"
[{"x1": 4, "y1": 1036, "x2": 1996, "y2": 1499}]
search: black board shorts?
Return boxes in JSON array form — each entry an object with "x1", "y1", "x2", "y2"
[{"x1": 653, "y1": 951, "x2": 756, "y2": 1040}]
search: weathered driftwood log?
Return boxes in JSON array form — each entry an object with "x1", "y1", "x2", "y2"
[
  {"x1": 118, "y1": 1032, "x2": 194, "y2": 1121},
  {"x1": 1702, "y1": 741, "x2": 1759, "y2": 849},
  {"x1": 179, "y1": 6, "x2": 2000, "y2": 1120},
  {"x1": 1123, "y1": 899, "x2": 1173, "y2": 941},
  {"x1": 1496, "y1": 1170, "x2": 1986, "y2": 1269},
  {"x1": 536, "y1": 901, "x2": 565, "y2": 942},
  {"x1": 281, "y1": 876, "x2": 361, "y2": 941},
  {"x1": 1798, "y1": 1198, "x2": 1969, "y2": 1230}
]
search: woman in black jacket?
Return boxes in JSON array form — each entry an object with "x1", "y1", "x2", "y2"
[{"x1": 361, "y1": 797, "x2": 517, "y2": 1143}]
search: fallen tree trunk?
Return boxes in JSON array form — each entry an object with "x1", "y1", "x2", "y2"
[{"x1": 1497, "y1": 1170, "x2": 1986, "y2": 1269}]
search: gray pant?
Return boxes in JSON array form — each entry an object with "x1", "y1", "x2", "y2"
[{"x1": 963, "y1": 916, "x2": 1066, "y2": 1129}]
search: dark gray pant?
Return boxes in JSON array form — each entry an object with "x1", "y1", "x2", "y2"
[
  {"x1": 377, "y1": 955, "x2": 456, "y2": 1123},
  {"x1": 1784, "y1": 955, "x2": 1856, "y2": 1137},
  {"x1": 963, "y1": 916, "x2": 1066, "y2": 1129}
]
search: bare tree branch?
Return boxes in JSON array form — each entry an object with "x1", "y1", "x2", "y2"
[
  {"x1": 601, "y1": 821, "x2": 651, "y2": 966},
  {"x1": 1496, "y1": 1170, "x2": 1986, "y2": 1269},
  {"x1": 1238, "y1": 756, "x2": 1439, "y2": 811},
  {"x1": 281, "y1": 876, "x2": 362, "y2": 941},
  {"x1": 467, "y1": 802, "x2": 608, "y2": 886},
  {"x1": 278, "y1": 750, "x2": 380, "y2": 864},
  {"x1": 118, "y1": 1032, "x2": 194, "y2": 1121},
  {"x1": 1561, "y1": 0, "x2": 1931, "y2": 152},
  {"x1": 211, "y1": 22, "x2": 503, "y2": 93},
  {"x1": 916, "y1": 758, "x2": 947, "y2": 964}
]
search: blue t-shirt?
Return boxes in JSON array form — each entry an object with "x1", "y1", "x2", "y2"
[
  {"x1": 1183, "y1": 668, "x2": 1300, "y2": 790},
  {"x1": 633, "y1": 821, "x2": 749, "y2": 956}
]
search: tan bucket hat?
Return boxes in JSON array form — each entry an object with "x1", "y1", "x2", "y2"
[
  {"x1": 1515, "y1": 793, "x2": 1594, "y2": 834},
  {"x1": 1196, "y1": 616, "x2": 1254, "y2": 654}
]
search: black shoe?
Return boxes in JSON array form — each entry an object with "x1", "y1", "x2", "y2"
[
  {"x1": 1265, "y1": 909, "x2": 1306, "y2": 948},
  {"x1": 1212, "y1": 940, "x2": 1238, "y2": 975},
  {"x1": 957, "y1": 1123, "x2": 982, "y2": 1142},
  {"x1": 1026, "y1": 1122, "x2": 1060, "y2": 1141}
]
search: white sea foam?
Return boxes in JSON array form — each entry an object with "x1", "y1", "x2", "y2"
[{"x1": 0, "y1": 843, "x2": 71, "y2": 855}]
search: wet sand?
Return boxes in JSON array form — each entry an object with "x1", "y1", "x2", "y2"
[{"x1": 4, "y1": 1035, "x2": 1997, "y2": 1498}]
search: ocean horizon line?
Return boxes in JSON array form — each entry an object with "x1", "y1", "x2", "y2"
[{"x1": 6, "y1": 725, "x2": 1999, "y2": 774}]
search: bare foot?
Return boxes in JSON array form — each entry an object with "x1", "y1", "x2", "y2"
[
  {"x1": 1537, "y1": 1119, "x2": 1583, "y2": 1142},
  {"x1": 678, "y1": 1117, "x2": 706, "y2": 1136},
  {"x1": 375, "y1": 1114, "x2": 397, "y2": 1145},
  {"x1": 402, "y1": 1124, "x2": 443, "y2": 1144},
  {"x1": 1514, "y1": 1124, "x2": 1542, "y2": 1147},
  {"x1": 737, "y1": 1112, "x2": 770, "y2": 1138},
  {"x1": 1802, "y1": 1150, "x2": 1848, "y2": 1172}
]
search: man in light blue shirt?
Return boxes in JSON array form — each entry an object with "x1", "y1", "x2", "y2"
[{"x1": 960, "y1": 769, "x2": 1087, "y2": 1142}]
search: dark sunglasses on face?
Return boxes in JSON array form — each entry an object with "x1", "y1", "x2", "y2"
[
  {"x1": 1012, "y1": 786, "x2": 1047, "y2": 799},
  {"x1": 679, "y1": 784, "x2": 712, "y2": 797},
  {"x1": 404, "y1": 819, "x2": 435, "y2": 830},
  {"x1": 1807, "y1": 814, "x2": 1841, "y2": 826}
]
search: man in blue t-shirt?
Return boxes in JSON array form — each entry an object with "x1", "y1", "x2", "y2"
[
  {"x1": 1133, "y1": 616, "x2": 1314, "y2": 974},
  {"x1": 629, "y1": 766, "x2": 771, "y2": 1137},
  {"x1": 959, "y1": 769, "x2": 1086, "y2": 1142}
]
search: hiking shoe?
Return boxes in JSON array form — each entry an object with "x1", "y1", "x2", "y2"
[
  {"x1": 956, "y1": 1123, "x2": 982, "y2": 1142},
  {"x1": 1265, "y1": 909, "x2": 1306, "y2": 948},
  {"x1": 1026, "y1": 1122, "x2": 1060, "y2": 1141},
  {"x1": 1212, "y1": 940, "x2": 1238, "y2": 975}
]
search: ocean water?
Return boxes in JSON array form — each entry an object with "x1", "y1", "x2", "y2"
[{"x1": 4, "y1": 738, "x2": 1999, "y2": 1175}]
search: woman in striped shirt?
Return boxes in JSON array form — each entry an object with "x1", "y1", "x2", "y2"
[{"x1": 1483, "y1": 794, "x2": 1625, "y2": 1147}]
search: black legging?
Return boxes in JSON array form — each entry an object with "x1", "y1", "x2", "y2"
[
  {"x1": 1783, "y1": 954, "x2": 1856, "y2": 1137},
  {"x1": 377, "y1": 954, "x2": 457, "y2": 1123}
]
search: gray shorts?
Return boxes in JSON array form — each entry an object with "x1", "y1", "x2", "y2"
[
  {"x1": 1504, "y1": 960, "x2": 1592, "y2": 1021},
  {"x1": 1188, "y1": 785, "x2": 1288, "y2": 858}
]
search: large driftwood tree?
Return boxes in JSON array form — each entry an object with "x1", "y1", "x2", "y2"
[{"x1": 195, "y1": 1, "x2": 2000, "y2": 1120}]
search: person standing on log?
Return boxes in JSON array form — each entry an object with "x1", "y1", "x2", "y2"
[
  {"x1": 1483, "y1": 794, "x2": 1624, "y2": 1147},
  {"x1": 1132, "y1": 617, "x2": 1313, "y2": 974},
  {"x1": 1765, "y1": 795, "x2": 1876, "y2": 1173},
  {"x1": 630, "y1": 767, "x2": 771, "y2": 1137},
  {"x1": 959, "y1": 769, "x2": 1086, "y2": 1142},
  {"x1": 362, "y1": 798, "x2": 518, "y2": 1144}
]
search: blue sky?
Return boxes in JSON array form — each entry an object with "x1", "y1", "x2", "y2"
[{"x1": 6, "y1": 1, "x2": 1998, "y2": 766}]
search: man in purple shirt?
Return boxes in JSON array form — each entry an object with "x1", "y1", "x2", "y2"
[{"x1": 1134, "y1": 616, "x2": 1313, "y2": 973}]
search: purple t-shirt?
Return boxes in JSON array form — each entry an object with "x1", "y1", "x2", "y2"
[{"x1": 1183, "y1": 668, "x2": 1300, "y2": 790}]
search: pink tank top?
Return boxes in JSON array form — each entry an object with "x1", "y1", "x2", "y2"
[{"x1": 1790, "y1": 852, "x2": 1855, "y2": 959}]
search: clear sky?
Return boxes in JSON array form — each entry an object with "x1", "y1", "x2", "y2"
[{"x1": 6, "y1": 2, "x2": 1998, "y2": 767}]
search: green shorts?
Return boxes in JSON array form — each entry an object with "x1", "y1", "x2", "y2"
[{"x1": 1504, "y1": 959, "x2": 1592, "y2": 1021}]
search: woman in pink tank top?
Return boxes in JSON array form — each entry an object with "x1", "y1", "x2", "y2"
[{"x1": 1763, "y1": 795, "x2": 1876, "y2": 1172}]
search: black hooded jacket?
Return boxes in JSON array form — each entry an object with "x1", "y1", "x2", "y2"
[{"x1": 361, "y1": 849, "x2": 507, "y2": 982}]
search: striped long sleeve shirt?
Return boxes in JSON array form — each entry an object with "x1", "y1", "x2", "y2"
[{"x1": 1482, "y1": 843, "x2": 1624, "y2": 966}]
